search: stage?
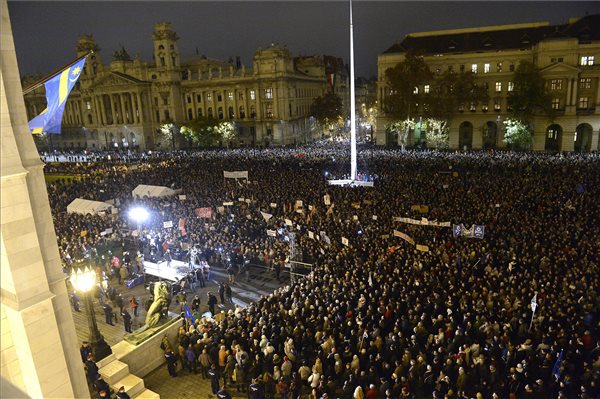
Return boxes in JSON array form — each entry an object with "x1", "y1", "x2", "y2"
[{"x1": 143, "y1": 259, "x2": 199, "y2": 283}]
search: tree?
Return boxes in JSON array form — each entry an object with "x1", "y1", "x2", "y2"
[
  {"x1": 214, "y1": 121, "x2": 236, "y2": 148},
  {"x1": 310, "y1": 92, "x2": 343, "y2": 133},
  {"x1": 428, "y1": 71, "x2": 489, "y2": 120},
  {"x1": 502, "y1": 118, "x2": 532, "y2": 150},
  {"x1": 387, "y1": 119, "x2": 415, "y2": 150},
  {"x1": 384, "y1": 51, "x2": 432, "y2": 120},
  {"x1": 180, "y1": 117, "x2": 219, "y2": 147},
  {"x1": 158, "y1": 122, "x2": 177, "y2": 150},
  {"x1": 424, "y1": 118, "x2": 449, "y2": 149},
  {"x1": 508, "y1": 61, "x2": 554, "y2": 122}
]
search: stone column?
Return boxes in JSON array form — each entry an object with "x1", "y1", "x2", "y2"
[
  {"x1": 108, "y1": 94, "x2": 116, "y2": 125},
  {"x1": 99, "y1": 95, "x2": 108, "y2": 125},
  {"x1": 119, "y1": 93, "x2": 128, "y2": 124},
  {"x1": 1, "y1": 1, "x2": 89, "y2": 397},
  {"x1": 136, "y1": 92, "x2": 143, "y2": 124}
]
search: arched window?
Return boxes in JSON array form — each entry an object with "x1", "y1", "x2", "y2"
[
  {"x1": 250, "y1": 105, "x2": 256, "y2": 119},
  {"x1": 218, "y1": 107, "x2": 224, "y2": 120},
  {"x1": 207, "y1": 107, "x2": 213, "y2": 118},
  {"x1": 197, "y1": 108, "x2": 203, "y2": 117},
  {"x1": 239, "y1": 106, "x2": 245, "y2": 119},
  {"x1": 228, "y1": 106, "x2": 234, "y2": 119},
  {"x1": 158, "y1": 45, "x2": 165, "y2": 50},
  {"x1": 458, "y1": 121, "x2": 473, "y2": 150}
]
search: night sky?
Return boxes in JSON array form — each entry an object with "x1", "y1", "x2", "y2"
[{"x1": 8, "y1": 1, "x2": 600, "y2": 78}]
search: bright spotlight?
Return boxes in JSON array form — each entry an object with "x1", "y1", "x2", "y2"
[{"x1": 128, "y1": 207, "x2": 149, "y2": 223}]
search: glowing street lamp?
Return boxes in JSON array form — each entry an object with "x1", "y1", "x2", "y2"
[
  {"x1": 70, "y1": 267, "x2": 112, "y2": 361},
  {"x1": 129, "y1": 206, "x2": 149, "y2": 251}
]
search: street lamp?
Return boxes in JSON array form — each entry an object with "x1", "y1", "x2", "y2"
[
  {"x1": 129, "y1": 206, "x2": 149, "y2": 253},
  {"x1": 70, "y1": 267, "x2": 112, "y2": 361}
]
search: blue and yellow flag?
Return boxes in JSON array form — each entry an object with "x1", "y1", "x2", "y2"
[{"x1": 28, "y1": 56, "x2": 86, "y2": 134}]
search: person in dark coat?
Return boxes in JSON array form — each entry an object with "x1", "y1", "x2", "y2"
[
  {"x1": 217, "y1": 386, "x2": 233, "y2": 399},
  {"x1": 103, "y1": 302, "x2": 114, "y2": 325},
  {"x1": 94, "y1": 376, "x2": 110, "y2": 396},
  {"x1": 85, "y1": 354, "x2": 99, "y2": 383},
  {"x1": 80, "y1": 342, "x2": 92, "y2": 363},
  {"x1": 249, "y1": 378, "x2": 265, "y2": 399},
  {"x1": 208, "y1": 292, "x2": 218, "y2": 315},
  {"x1": 209, "y1": 363, "x2": 221, "y2": 394},
  {"x1": 218, "y1": 282, "x2": 226, "y2": 304},
  {"x1": 122, "y1": 309, "x2": 133, "y2": 333},
  {"x1": 115, "y1": 385, "x2": 131, "y2": 399},
  {"x1": 164, "y1": 349, "x2": 178, "y2": 377}
]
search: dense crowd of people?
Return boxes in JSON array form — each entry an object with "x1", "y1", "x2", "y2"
[{"x1": 47, "y1": 144, "x2": 599, "y2": 399}]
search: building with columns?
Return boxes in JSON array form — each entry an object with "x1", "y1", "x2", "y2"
[
  {"x1": 376, "y1": 14, "x2": 600, "y2": 152},
  {"x1": 22, "y1": 22, "x2": 349, "y2": 150}
]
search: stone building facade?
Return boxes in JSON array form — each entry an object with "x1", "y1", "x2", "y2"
[
  {"x1": 23, "y1": 22, "x2": 349, "y2": 150},
  {"x1": 376, "y1": 15, "x2": 600, "y2": 152}
]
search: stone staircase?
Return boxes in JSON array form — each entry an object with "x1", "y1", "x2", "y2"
[{"x1": 97, "y1": 354, "x2": 159, "y2": 399}]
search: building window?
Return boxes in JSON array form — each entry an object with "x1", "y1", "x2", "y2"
[
  {"x1": 151, "y1": 74, "x2": 157, "y2": 80},
  {"x1": 484, "y1": 63, "x2": 490, "y2": 73},
  {"x1": 217, "y1": 94, "x2": 222, "y2": 102},
  {"x1": 578, "y1": 97, "x2": 589, "y2": 108},
  {"x1": 509, "y1": 63, "x2": 515, "y2": 72},
  {"x1": 552, "y1": 98, "x2": 560, "y2": 110},
  {"x1": 265, "y1": 88, "x2": 273, "y2": 99},
  {"x1": 424, "y1": 85, "x2": 430, "y2": 94},
  {"x1": 250, "y1": 105, "x2": 256, "y2": 118},
  {"x1": 197, "y1": 108, "x2": 203, "y2": 117},
  {"x1": 86, "y1": 101, "x2": 91, "y2": 110},
  {"x1": 550, "y1": 57, "x2": 564, "y2": 63},
  {"x1": 160, "y1": 57, "x2": 165, "y2": 67},
  {"x1": 494, "y1": 99, "x2": 501, "y2": 111},
  {"x1": 482, "y1": 104, "x2": 488, "y2": 112},
  {"x1": 413, "y1": 87, "x2": 419, "y2": 94},
  {"x1": 228, "y1": 106, "x2": 234, "y2": 119},
  {"x1": 238, "y1": 92, "x2": 244, "y2": 100},
  {"x1": 250, "y1": 90, "x2": 256, "y2": 100},
  {"x1": 187, "y1": 96, "x2": 192, "y2": 104},
  {"x1": 228, "y1": 92, "x2": 234, "y2": 101},
  {"x1": 218, "y1": 107, "x2": 224, "y2": 119},
  {"x1": 579, "y1": 78, "x2": 592, "y2": 89},
  {"x1": 460, "y1": 64, "x2": 465, "y2": 72},
  {"x1": 163, "y1": 98, "x2": 168, "y2": 106},
  {"x1": 580, "y1": 56, "x2": 595, "y2": 66},
  {"x1": 239, "y1": 106, "x2": 245, "y2": 118},
  {"x1": 471, "y1": 64, "x2": 478, "y2": 74},
  {"x1": 496, "y1": 62, "x2": 503, "y2": 73},
  {"x1": 448, "y1": 65, "x2": 454, "y2": 72},
  {"x1": 207, "y1": 93, "x2": 212, "y2": 102},
  {"x1": 265, "y1": 103, "x2": 273, "y2": 118},
  {"x1": 164, "y1": 110, "x2": 170, "y2": 120},
  {"x1": 508, "y1": 82, "x2": 514, "y2": 92},
  {"x1": 171, "y1": 56, "x2": 176, "y2": 66},
  {"x1": 550, "y1": 79, "x2": 562, "y2": 90},
  {"x1": 197, "y1": 95, "x2": 201, "y2": 103},
  {"x1": 470, "y1": 102, "x2": 476, "y2": 111},
  {"x1": 207, "y1": 107, "x2": 213, "y2": 117},
  {"x1": 495, "y1": 82, "x2": 502, "y2": 92},
  {"x1": 188, "y1": 109, "x2": 193, "y2": 119}
]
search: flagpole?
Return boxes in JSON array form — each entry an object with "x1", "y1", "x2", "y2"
[
  {"x1": 349, "y1": 0, "x2": 357, "y2": 181},
  {"x1": 22, "y1": 51, "x2": 92, "y2": 95}
]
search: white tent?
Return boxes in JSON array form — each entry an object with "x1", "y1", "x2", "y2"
[
  {"x1": 67, "y1": 198, "x2": 114, "y2": 215},
  {"x1": 132, "y1": 184, "x2": 176, "y2": 198}
]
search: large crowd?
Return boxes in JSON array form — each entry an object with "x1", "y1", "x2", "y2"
[{"x1": 46, "y1": 144, "x2": 599, "y2": 399}]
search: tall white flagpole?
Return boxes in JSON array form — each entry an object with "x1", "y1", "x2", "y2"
[{"x1": 349, "y1": 0, "x2": 357, "y2": 181}]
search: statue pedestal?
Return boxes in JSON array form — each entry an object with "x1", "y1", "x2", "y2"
[{"x1": 112, "y1": 316, "x2": 181, "y2": 377}]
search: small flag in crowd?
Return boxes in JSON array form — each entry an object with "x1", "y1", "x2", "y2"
[
  {"x1": 184, "y1": 304, "x2": 196, "y2": 325},
  {"x1": 453, "y1": 224, "x2": 463, "y2": 237},
  {"x1": 260, "y1": 211, "x2": 273, "y2": 222},
  {"x1": 552, "y1": 350, "x2": 564, "y2": 381},
  {"x1": 473, "y1": 225, "x2": 485, "y2": 239}
]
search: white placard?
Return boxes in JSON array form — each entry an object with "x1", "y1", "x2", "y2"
[
  {"x1": 270, "y1": 203, "x2": 277, "y2": 208},
  {"x1": 341, "y1": 237, "x2": 349, "y2": 246},
  {"x1": 163, "y1": 221, "x2": 173, "y2": 228},
  {"x1": 285, "y1": 219, "x2": 293, "y2": 226}
]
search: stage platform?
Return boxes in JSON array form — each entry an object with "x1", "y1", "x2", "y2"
[
  {"x1": 327, "y1": 179, "x2": 374, "y2": 187},
  {"x1": 143, "y1": 259, "x2": 195, "y2": 283}
]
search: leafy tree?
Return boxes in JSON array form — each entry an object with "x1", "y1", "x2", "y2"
[
  {"x1": 310, "y1": 92, "x2": 343, "y2": 128},
  {"x1": 158, "y1": 122, "x2": 177, "y2": 149},
  {"x1": 214, "y1": 121, "x2": 236, "y2": 147},
  {"x1": 508, "y1": 61, "x2": 554, "y2": 122},
  {"x1": 180, "y1": 117, "x2": 219, "y2": 147},
  {"x1": 388, "y1": 119, "x2": 415, "y2": 150},
  {"x1": 384, "y1": 51, "x2": 432, "y2": 120},
  {"x1": 424, "y1": 118, "x2": 449, "y2": 149},
  {"x1": 428, "y1": 71, "x2": 489, "y2": 120},
  {"x1": 502, "y1": 118, "x2": 532, "y2": 150}
]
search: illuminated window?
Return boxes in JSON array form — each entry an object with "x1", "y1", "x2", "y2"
[
  {"x1": 470, "y1": 102, "x2": 476, "y2": 111},
  {"x1": 250, "y1": 90, "x2": 256, "y2": 100},
  {"x1": 552, "y1": 98, "x2": 560, "y2": 110},
  {"x1": 424, "y1": 85, "x2": 430, "y2": 94},
  {"x1": 494, "y1": 99, "x2": 501, "y2": 111},
  {"x1": 496, "y1": 62, "x2": 503, "y2": 72},
  {"x1": 228, "y1": 92, "x2": 234, "y2": 101},
  {"x1": 550, "y1": 79, "x2": 562, "y2": 90},
  {"x1": 471, "y1": 64, "x2": 478, "y2": 73},
  {"x1": 207, "y1": 93, "x2": 212, "y2": 102},
  {"x1": 265, "y1": 103, "x2": 273, "y2": 118},
  {"x1": 579, "y1": 78, "x2": 592, "y2": 89},
  {"x1": 495, "y1": 82, "x2": 502, "y2": 92},
  {"x1": 265, "y1": 88, "x2": 273, "y2": 99},
  {"x1": 580, "y1": 56, "x2": 595, "y2": 66},
  {"x1": 86, "y1": 101, "x2": 91, "y2": 110},
  {"x1": 578, "y1": 97, "x2": 589, "y2": 108},
  {"x1": 413, "y1": 87, "x2": 419, "y2": 94},
  {"x1": 484, "y1": 63, "x2": 490, "y2": 73},
  {"x1": 508, "y1": 82, "x2": 514, "y2": 92}
]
